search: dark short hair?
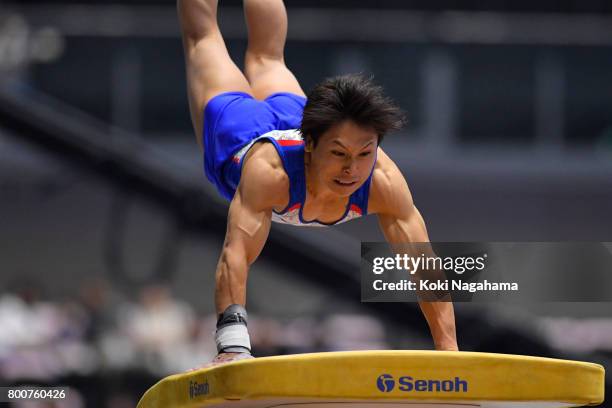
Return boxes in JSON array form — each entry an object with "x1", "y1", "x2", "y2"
[{"x1": 300, "y1": 74, "x2": 405, "y2": 146}]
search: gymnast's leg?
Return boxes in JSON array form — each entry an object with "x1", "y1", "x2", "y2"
[
  {"x1": 243, "y1": 0, "x2": 306, "y2": 100},
  {"x1": 178, "y1": 0, "x2": 253, "y2": 149}
]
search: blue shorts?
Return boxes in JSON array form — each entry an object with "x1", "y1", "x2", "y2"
[{"x1": 203, "y1": 91, "x2": 307, "y2": 200}]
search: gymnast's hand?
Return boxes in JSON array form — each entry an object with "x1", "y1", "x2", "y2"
[
  {"x1": 435, "y1": 342, "x2": 459, "y2": 351},
  {"x1": 210, "y1": 351, "x2": 254, "y2": 366},
  {"x1": 187, "y1": 352, "x2": 254, "y2": 371}
]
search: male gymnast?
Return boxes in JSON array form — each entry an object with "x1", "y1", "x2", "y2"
[{"x1": 178, "y1": 0, "x2": 458, "y2": 365}]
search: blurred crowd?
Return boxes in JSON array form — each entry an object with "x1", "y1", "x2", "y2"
[{"x1": 0, "y1": 278, "x2": 388, "y2": 381}]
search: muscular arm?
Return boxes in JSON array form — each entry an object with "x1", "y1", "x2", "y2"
[
  {"x1": 198, "y1": 144, "x2": 289, "y2": 366},
  {"x1": 215, "y1": 151, "x2": 286, "y2": 314},
  {"x1": 371, "y1": 149, "x2": 458, "y2": 351},
  {"x1": 215, "y1": 188, "x2": 270, "y2": 314}
]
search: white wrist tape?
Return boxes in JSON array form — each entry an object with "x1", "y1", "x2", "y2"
[{"x1": 215, "y1": 324, "x2": 251, "y2": 352}]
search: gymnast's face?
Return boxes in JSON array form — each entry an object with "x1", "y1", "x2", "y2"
[{"x1": 307, "y1": 120, "x2": 378, "y2": 197}]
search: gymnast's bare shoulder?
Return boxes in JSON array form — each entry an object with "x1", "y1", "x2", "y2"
[
  {"x1": 238, "y1": 140, "x2": 290, "y2": 212},
  {"x1": 367, "y1": 147, "x2": 413, "y2": 216}
]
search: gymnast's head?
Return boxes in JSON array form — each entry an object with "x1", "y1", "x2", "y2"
[{"x1": 300, "y1": 74, "x2": 404, "y2": 195}]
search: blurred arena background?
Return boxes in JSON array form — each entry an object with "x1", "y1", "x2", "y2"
[{"x1": 0, "y1": 0, "x2": 611, "y2": 406}]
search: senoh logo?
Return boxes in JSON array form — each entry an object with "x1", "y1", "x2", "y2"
[
  {"x1": 377, "y1": 374, "x2": 395, "y2": 392},
  {"x1": 376, "y1": 375, "x2": 468, "y2": 393},
  {"x1": 188, "y1": 380, "x2": 209, "y2": 398}
]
